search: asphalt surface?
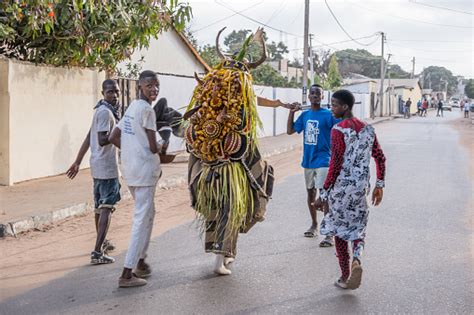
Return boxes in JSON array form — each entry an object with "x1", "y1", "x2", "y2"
[{"x1": 1, "y1": 111, "x2": 472, "y2": 314}]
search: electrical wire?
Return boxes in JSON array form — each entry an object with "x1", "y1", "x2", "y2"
[
  {"x1": 409, "y1": 0, "x2": 473, "y2": 16},
  {"x1": 214, "y1": 0, "x2": 304, "y2": 38},
  {"x1": 265, "y1": 1, "x2": 288, "y2": 25},
  {"x1": 388, "y1": 42, "x2": 470, "y2": 53},
  {"x1": 324, "y1": 0, "x2": 379, "y2": 46},
  {"x1": 347, "y1": 1, "x2": 473, "y2": 29},
  {"x1": 288, "y1": 34, "x2": 381, "y2": 51},
  {"x1": 193, "y1": 1, "x2": 265, "y2": 33}
]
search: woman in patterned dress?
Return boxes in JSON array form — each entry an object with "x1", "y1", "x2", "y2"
[{"x1": 314, "y1": 90, "x2": 386, "y2": 290}]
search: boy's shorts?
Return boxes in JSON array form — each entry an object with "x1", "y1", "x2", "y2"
[
  {"x1": 304, "y1": 167, "x2": 329, "y2": 190},
  {"x1": 93, "y1": 178, "x2": 121, "y2": 214}
]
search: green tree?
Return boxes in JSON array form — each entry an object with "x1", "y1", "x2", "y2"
[
  {"x1": 464, "y1": 79, "x2": 474, "y2": 98},
  {"x1": 0, "y1": 1, "x2": 192, "y2": 71},
  {"x1": 421, "y1": 66, "x2": 458, "y2": 96},
  {"x1": 251, "y1": 64, "x2": 289, "y2": 87},
  {"x1": 325, "y1": 55, "x2": 342, "y2": 89},
  {"x1": 266, "y1": 41, "x2": 289, "y2": 61},
  {"x1": 199, "y1": 44, "x2": 220, "y2": 68}
]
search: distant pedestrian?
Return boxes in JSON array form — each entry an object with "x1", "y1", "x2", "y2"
[
  {"x1": 109, "y1": 70, "x2": 163, "y2": 288},
  {"x1": 464, "y1": 99, "x2": 470, "y2": 118},
  {"x1": 404, "y1": 98, "x2": 412, "y2": 119},
  {"x1": 66, "y1": 79, "x2": 121, "y2": 265},
  {"x1": 287, "y1": 84, "x2": 339, "y2": 247},
  {"x1": 437, "y1": 99, "x2": 444, "y2": 117},
  {"x1": 416, "y1": 99, "x2": 422, "y2": 116},
  {"x1": 421, "y1": 98, "x2": 428, "y2": 117},
  {"x1": 460, "y1": 100, "x2": 465, "y2": 112},
  {"x1": 314, "y1": 89, "x2": 386, "y2": 290}
]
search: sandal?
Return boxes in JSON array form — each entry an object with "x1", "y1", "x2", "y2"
[
  {"x1": 319, "y1": 236, "x2": 334, "y2": 247},
  {"x1": 304, "y1": 227, "x2": 317, "y2": 238}
]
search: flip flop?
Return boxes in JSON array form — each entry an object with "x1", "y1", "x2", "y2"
[
  {"x1": 304, "y1": 227, "x2": 317, "y2": 238},
  {"x1": 319, "y1": 236, "x2": 334, "y2": 247}
]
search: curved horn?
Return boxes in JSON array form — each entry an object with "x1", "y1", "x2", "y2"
[
  {"x1": 215, "y1": 27, "x2": 227, "y2": 61},
  {"x1": 194, "y1": 72, "x2": 203, "y2": 85},
  {"x1": 247, "y1": 30, "x2": 267, "y2": 69}
]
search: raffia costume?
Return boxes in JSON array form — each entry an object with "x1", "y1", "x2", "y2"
[{"x1": 185, "y1": 29, "x2": 274, "y2": 258}]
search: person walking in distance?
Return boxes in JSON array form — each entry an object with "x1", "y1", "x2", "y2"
[
  {"x1": 464, "y1": 99, "x2": 470, "y2": 118},
  {"x1": 437, "y1": 99, "x2": 444, "y2": 117},
  {"x1": 109, "y1": 70, "x2": 163, "y2": 288},
  {"x1": 287, "y1": 84, "x2": 339, "y2": 247},
  {"x1": 66, "y1": 79, "x2": 121, "y2": 265},
  {"x1": 404, "y1": 98, "x2": 412, "y2": 119},
  {"x1": 314, "y1": 89, "x2": 386, "y2": 290},
  {"x1": 421, "y1": 98, "x2": 428, "y2": 117}
]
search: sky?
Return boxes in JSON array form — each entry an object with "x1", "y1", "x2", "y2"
[{"x1": 185, "y1": 0, "x2": 474, "y2": 78}]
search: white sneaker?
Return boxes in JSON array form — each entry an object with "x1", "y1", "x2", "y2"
[{"x1": 334, "y1": 278, "x2": 348, "y2": 289}]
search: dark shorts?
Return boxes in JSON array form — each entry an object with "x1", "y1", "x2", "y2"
[{"x1": 93, "y1": 178, "x2": 121, "y2": 214}]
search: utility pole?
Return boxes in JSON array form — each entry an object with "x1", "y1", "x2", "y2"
[
  {"x1": 309, "y1": 34, "x2": 314, "y2": 86},
  {"x1": 411, "y1": 57, "x2": 415, "y2": 79},
  {"x1": 302, "y1": 0, "x2": 310, "y2": 105},
  {"x1": 378, "y1": 32, "x2": 385, "y2": 118}
]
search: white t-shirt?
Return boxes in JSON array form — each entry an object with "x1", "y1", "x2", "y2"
[
  {"x1": 90, "y1": 106, "x2": 118, "y2": 179},
  {"x1": 464, "y1": 102, "x2": 470, "y2": 111},
  {"x1": 118, "y1": 99, "x2": 161, "y2": 187}
]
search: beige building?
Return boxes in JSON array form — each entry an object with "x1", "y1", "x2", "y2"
[{"x1": 342, "y1": 78, "x2": 423, "y2": 116}]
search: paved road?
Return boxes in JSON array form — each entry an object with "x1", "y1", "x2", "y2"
[{"x1": 1, "y1": 111, "x2": 472, "y2": 314}]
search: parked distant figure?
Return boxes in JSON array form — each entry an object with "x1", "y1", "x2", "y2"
[
  {"x1": 421, "y1": 98, "x2": 428, "y2": 117},
  {"x1": 404, "y1": 98, "x2": 412, "y2": 119},
  {"x1": 437, "y1": 99, "x2": 444, "y2": 117},
  {"x1": 464, "y1": 99, "x2": 470, "y2": 118}
]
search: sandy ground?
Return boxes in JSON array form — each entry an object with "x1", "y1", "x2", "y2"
[{"x1": 0, "y1": 148, "x2": 303, "y2": 302}]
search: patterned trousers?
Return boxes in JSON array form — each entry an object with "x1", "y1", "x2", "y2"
[{"x1": 335, "y1": 237, "x2": 365, "y2": 281}]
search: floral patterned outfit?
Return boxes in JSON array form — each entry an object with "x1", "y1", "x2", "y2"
[{"x1": 320, "y1": 117, "x2": 386, "y2": 280}]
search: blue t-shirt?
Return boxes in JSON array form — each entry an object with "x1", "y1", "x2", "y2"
[{"x1": 293, "y1": 108, "x2": 339, "y2": 169}]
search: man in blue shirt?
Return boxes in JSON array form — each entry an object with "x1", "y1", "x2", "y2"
[{"x1": 287, "y1": 84, "x2": 339, "y2": 247}]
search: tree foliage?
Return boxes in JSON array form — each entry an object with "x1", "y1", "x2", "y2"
[
  {"x1": 251, "y1": 64, "x2": 291, "y2": 87},
  {"x1": 0, "y1": 0, "x2": 192, "y2": 70},
  {"x1": 464, "y1": 79, "x2": 474, "y2": 99},
  {"x1": 325, "y1": 55, "x2": 342, "y2": 89},
  {"x1": 421, "y1": 66, "x2": 458, "y2": 96}
]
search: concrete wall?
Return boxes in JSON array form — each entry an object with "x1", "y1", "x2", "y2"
[
  {"x1": 0, "y1": 60, "x2": 10, "y2": 185},
  {"x1": 119, "y1": 31, "x2": 207, "y2": 76},
  {"x1": 0, "y1": 58, "x2": 104, "y2": 185}
]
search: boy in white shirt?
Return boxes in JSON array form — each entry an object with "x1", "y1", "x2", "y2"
[{"x1": 109, "y1": 70, "x2": 162, "y2": 288}]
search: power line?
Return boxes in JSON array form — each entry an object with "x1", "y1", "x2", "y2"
[
  {"x1": 193, "y1": 1, "x2": 264, "y2": 33},
  {"x1": 214, "y1": 0, "x2": 303, "y2": 38},
  {"x1": 409, "y1": 0, "x2": 473, "y2": 15},
  {"x1": 288, "y1": 34, "x2": 380, "y2": 51},
  {"x1": 265, "y1": 0, "x2": 287, "y2": 25},
  {"x1": 289, "y1": 2, "x2": 304, "y2": 27},
  {"x1": 347, "y1": 1, "x2": 473, "y2": 29},
  {"x1": 324, "y1": 0, "x2": 379, "y2": 46},
  {"x1": 390, "y1": 39, "x2": 472, "y2": 43},
  {"x1": 388, "y1": 42, "x2": 470, "y2": 53}
]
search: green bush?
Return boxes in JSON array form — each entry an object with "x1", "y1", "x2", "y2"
[{"x1": 0, "y1": 0, "x2": 192, "y2": 70}]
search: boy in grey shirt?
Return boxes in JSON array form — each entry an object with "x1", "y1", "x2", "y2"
[{"x1": 67, "y1": 79, "x2": 121, "y2": 264}]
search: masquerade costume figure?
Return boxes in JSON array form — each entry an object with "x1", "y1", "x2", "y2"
[{"x1": 184, "y1": 28, "x2": 275, "y2": 275}]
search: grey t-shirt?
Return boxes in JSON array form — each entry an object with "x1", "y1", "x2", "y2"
[{"x1": 90, "y1": 106, "x2": 118, "y2": 179}]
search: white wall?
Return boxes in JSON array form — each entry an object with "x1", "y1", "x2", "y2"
[
  {"x1": 119, "y1": 31, "x2": 207, "y2": 76},
  {"x1": 0, "y1": 58, "x2": 104, "y2": 185}
]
